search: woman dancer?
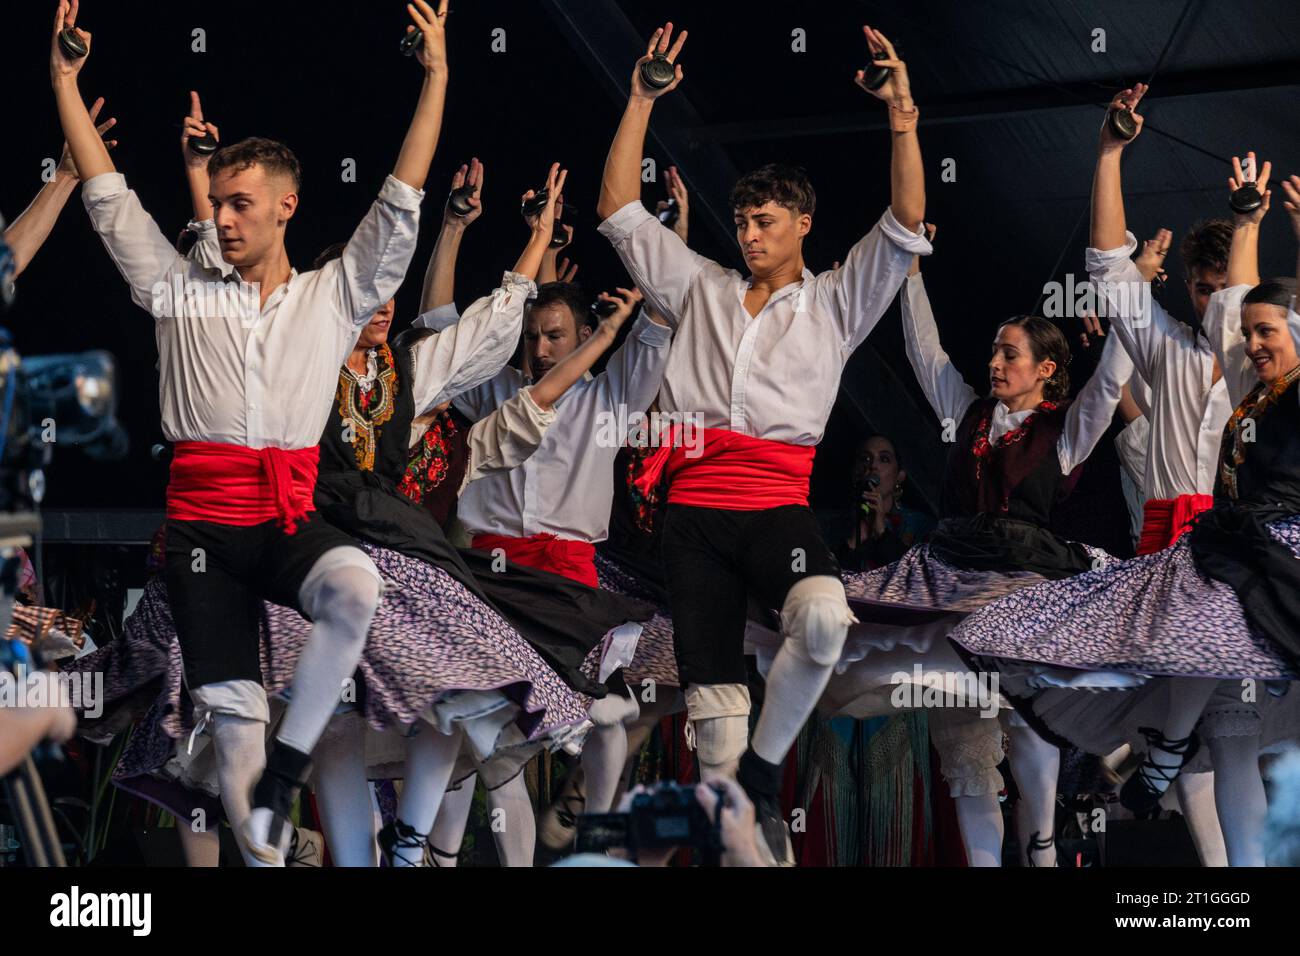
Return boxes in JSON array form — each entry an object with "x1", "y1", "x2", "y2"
[
  {"x1": 951, "y1": 166, "x2": 1300, "y2": 867},
  {"x1": 753, "y1": 224, "x2": 1133, "y2": 866}
]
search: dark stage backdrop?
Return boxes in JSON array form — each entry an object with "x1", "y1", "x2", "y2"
[{"x1": 3, "y1": 1, "x2": 1298, "y2": 558}]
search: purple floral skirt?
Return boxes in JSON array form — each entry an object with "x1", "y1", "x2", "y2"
[
  {"x1": 67, "y1": 543, "x2": 593, "y2": 795},
  {"x1": 950, "y1": 516, "x2": 1300, "y2": 760},
  {"x1": 592, "y1": 551, "x2": 679, "y2": 688}
]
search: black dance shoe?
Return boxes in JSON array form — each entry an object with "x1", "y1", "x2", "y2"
[
  {"x1": 1119, "y1": 727, "x2": 1200, "y2": 817},
  {"x1": 1025, "y1": 830, "x2": 1056, "y2": 867},
  {"x1": 378, "y1": 819, "x2": 453, "y2": 868},
  {"x1": 738, "y1": 750, "x2": 794, "y2": 866}
]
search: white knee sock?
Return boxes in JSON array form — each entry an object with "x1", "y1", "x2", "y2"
[
  {"x1": 751, "y1": 576, "x2": 853, "y2": 765},
  {"x1": 582, "y1": 723, "x2": 629, "y2": 814},
  {"x1": 693, "y1": 715, "x2": 749, "y2": 782},
  {"x1": 277, "y1": 565, "x2": 380, "y2": 755},
  {"x1": 429, "y1": 773, "x2": 475, "y2": 867},
  {"x1": 1174, "y1": 772, "x2": 1227, "y2": 867},
  {"x1": 1006, "y1": 723, "x2": 1059, "y2": 867},
  {"x1": 312, "y1": 715, "x2": 378, "y2": 867},
  {"x1": 751, "y1": 648, "x2": 835, "y2": 765},
  {"x1": 487, "y1": 773, "x2": 536, "y2": 867},
  {"x1": 1207, "y1": 735, "x2": 1267, "y2": 867},
  {"x1": 952, "y1": 793, "x2": 1004, "y2": 867},
  {"x1": 211, "y1": 712, "x2": 267, "y2": 866}
]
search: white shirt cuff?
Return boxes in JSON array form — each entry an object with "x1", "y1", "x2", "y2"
[
  {"x1": 597, "y1": 200, "x2": 658, "y2": 245},
  {"x1": 378, "y1": 174, "x2": 426, "y2": 211},
  {"x1": 631, "y1": 308, "x2": 673, "y2": 346},
  {"x1": 80, "y1": 171, "x2": 128, "y2": 208},
  {"x1": 878, "y1": 208, "x2": 933, "y2": 255},
  {"x1": 1085, "y1": 231, "x2": 1139, "y2": 273}
]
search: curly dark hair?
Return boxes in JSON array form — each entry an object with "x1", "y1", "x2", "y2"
[
  {"x1": 998, "y1": 315, "x2": 1072, "y2": 401},
  {"x1": 207, "y1": 136, "x2": 302, "y2": 192},
  {"x1": 729, "y1": 163, "x2": 816, "y2": 216},
  {"x1": 1179, "y1": 219, "x2": 1233, "y2": 278}
]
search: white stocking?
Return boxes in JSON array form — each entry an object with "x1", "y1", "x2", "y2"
[
  {"x1": 1207, "y1": 735, "x2": 1267, "y2": 867},
  {"x1": 486, "y1": 773, "x2": 536, "y2": 867},
  {"x1": 312, "y1": 715, "x2": 378, "y2": 867},
  {"x1": 1173, "y1": 773, "x2": 1227, "y2": 867},
  {"x1": 392, "y1": 724, "x2": 464, "y2": 866},
  {"x1": 429, "y1": 774, "x2": 476, "y2": 867},
  {"x1": 211, "y1": 712, "x2": 266, "y2": 866},
  {"x1": 582, "y1": 723, "x2": 629, "y2": 814},
  {"x1": 952, "y1": 794, "x2": 1004, "y2": 867},
  {"x1": 1005, "y1": 721, "x2": 1059, "y2": 867}
]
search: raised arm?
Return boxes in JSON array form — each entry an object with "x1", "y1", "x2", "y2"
[
  {"x1": 1058, "y1": 327, "x2": 1135, "y2": 474},
  {"x1": 1285, "y1": 175, "x2": 1300, "y2": 358},
  {"x1": 419, "y1": 158, "x2": 483, "y2": 315},
  {"x1": 531, "y1": 287, "x2": 642, "y2": 410},
  {"x1": 49, "y1": 1, "x2": 114, "y2": 184},
  {"x1": 855, "y1": 26, "x2": 923, "y2": 232},
  {"x1": 1206, "y1": 155, "x2": 1274, "y2": 405},
  {"x1": 1091, "y1": 83, "x2": 1147, "y2": 253},
  {"x1": 597, "y1": 22, "x2": 686, "y2": 221},
  {"x1": 899, "y1": 253, "x2": 978, "y2": 426},
  {"x1": 391, "y1": 0, "x2": 450, "y2": 192},
  {"x1": 180, "y1": 91, "x2": 219, "y2": 222}
]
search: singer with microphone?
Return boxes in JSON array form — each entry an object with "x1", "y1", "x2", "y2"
[{"x1": 837, "y1": 434, "x2": 934, "y2": 572}]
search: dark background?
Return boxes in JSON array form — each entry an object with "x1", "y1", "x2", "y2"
[{"x1": 3, "y1": 0, "x2": 1298, "y2": 556}]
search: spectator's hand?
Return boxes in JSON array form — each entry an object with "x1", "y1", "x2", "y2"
[
  {"x1": 695, "y1": 779, "x2": 768, "y2": 867},
  {"x1": 556, "y1": 256, "x2": 579, "y2": 283}
]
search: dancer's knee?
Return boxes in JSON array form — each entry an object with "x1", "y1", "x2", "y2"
[
  {"x1": 190, "y1": 679, "x2": 270, "y2": 724},
  {"x1": 684, "y1": 684, "x2": 750, "y2": 779},
  {"x1": 300, "y1": 548, "x2": 383, "y2": 630},
  {"x1": 780, "y1": 575, "x2": 855, "y2": 667}
]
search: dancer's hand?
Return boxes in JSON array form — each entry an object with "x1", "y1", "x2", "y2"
[
  {"x1": 1134, "y1": 227, "x2": 1171, "y2": 284},
  {"x1": 405, "y1": 0, "x2": 449, "y2": 75},
  {"x1": 57, "y1": 96, "x2": 116, "y2": 180},
  {"x1": 51, "y1": 0, "x2": 91, "y2": 82},
  {"x1": 1228, "y1": 151, "x2": 1272, "y2": 227},
  {"x1": 656, "y1": 166, "x2": 690, "y2": 242},
  {"x1": 855, "y1": 25, "x2": 912, "y2": 108},
  {"x1": 592, "y1": 287, "x2": 643, "y2": 340},
  {"x1": 1280, "y1": 174, "x2": 1300, "y2": 242},
  {"x1": 631, "y1": 22, "x2": 687, "y2": 100},
  {"x1": 1099, "y1": 83, "x2": 1147, "y2": 153},
  {"x1": 1078, "y1": 310, "x2": 1107, "y2": 350},
  {"x1": 180, "y1": 91, "x2": 218, "y2": 171},
  {"x1": 444, "y1": 157, "x2": 484, "y2": 228},
  {"x1": 522, "y1": 162, "x2": 567, "y2": 240},
  {"x1": 556, "y1": 256, "x2": 579, "y2": 283}
]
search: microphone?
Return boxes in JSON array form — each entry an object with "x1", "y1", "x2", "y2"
[{"x1": 859, "y1": 473, "x2": 881, "y2": 515}]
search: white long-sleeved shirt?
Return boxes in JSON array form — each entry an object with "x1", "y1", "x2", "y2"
[
  {"x1": 597, "y1": 201, "x2": 931, "y2": 445},
  {"x1": 82, "y1": 171, "x2": 423, "y2": 450},
  {"x1": 899, "y1": 272, "x2": 1131, "y2": 474},
  {"x1": 1086, "y1": 234, "x2": 1231, "y2": 499},
  {"x1": 417, "y1": 308, "x2": 673, "y2": 543}
]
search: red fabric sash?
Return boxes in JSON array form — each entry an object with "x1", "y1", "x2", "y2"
[
  {"x1": 471, "y1": 532, "x2": 598, "y2": 588},
  {"x1": 1136, "y1": 494, "x2": 1214, "y2": 555},
  {"x1": 632, "y1": 426, "x2": 815, "y2": 511},
  {"x1": 166, "y1": 441, "x2": 319, "y2": 535}
]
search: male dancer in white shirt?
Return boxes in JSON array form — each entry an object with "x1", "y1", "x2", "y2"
[
  {"x1": 50, "y1": 0, "x2": 451, "y2": 864},
  {"x1": 596, "y1": 21, "x2": 929, "y2": 860},
  {"x1": 1087, "y1": 83, "x2": 1235, "y2": 862}
]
